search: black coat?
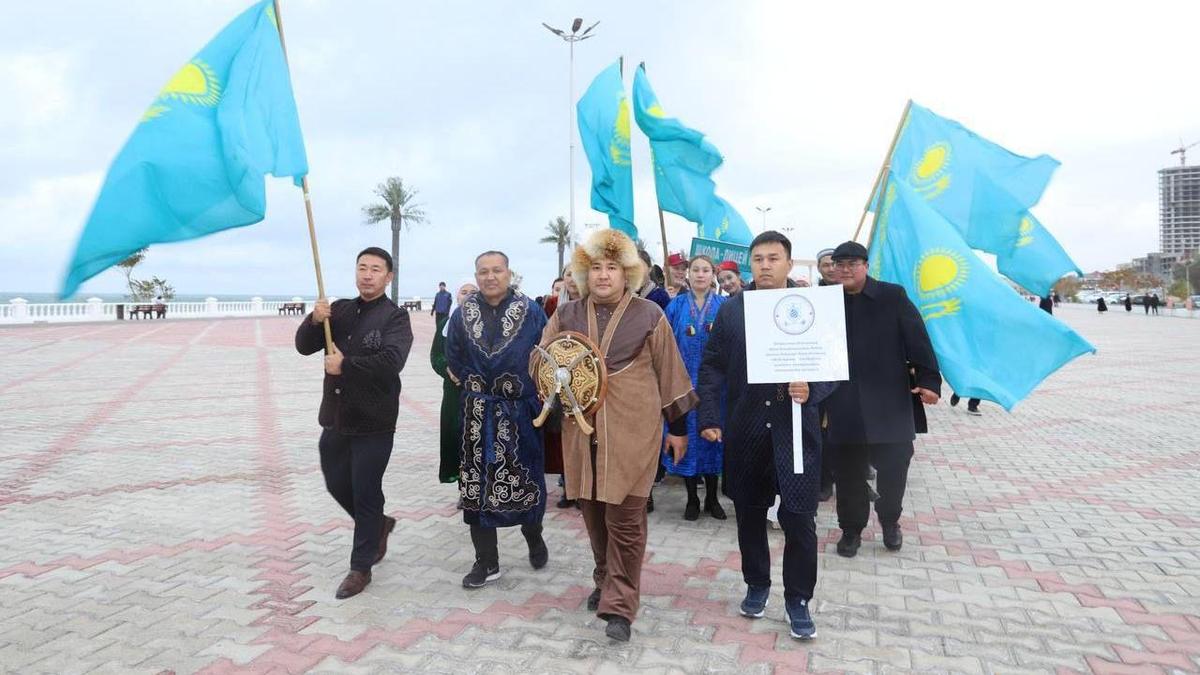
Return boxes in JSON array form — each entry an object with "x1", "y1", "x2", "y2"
[
  {"x1": 824, "y1": 276, "x2": 941, "y2": 446},
  {"x1": 296, "y1": 295, "x2": 414, "y2": 435},
  {"x1": 697, "y1": 284, "x2": 838, "y2": 513}
]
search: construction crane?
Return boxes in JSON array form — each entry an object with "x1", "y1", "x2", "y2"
[{"x1": 1170, "y1": 139, "x2": 1200, "y2": 166}]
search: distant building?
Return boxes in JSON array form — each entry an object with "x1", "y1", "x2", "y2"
[
  {"x1": 1130, "y1": 252, "x2": 1180, "y2": 279},
  {"x1": 1159, "y1": 165, "x2": 1200, "y2": 257}
]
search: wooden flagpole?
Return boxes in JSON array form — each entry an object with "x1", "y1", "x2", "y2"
[
  {"x1": 852, "y1": 99, "x2": 912, "y2": 244},
  {"x1": 272, "y1": 0, "x2": 333, "y2": 353},
  {"x1": 639, "y1": 63, "x2": 672, "y2": 274},
  {"x1": 658, "y1": 207, "x2": 672, "y2": 282}
]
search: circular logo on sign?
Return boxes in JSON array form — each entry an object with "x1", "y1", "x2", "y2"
[{"x1": 773, "y1": 294, "x2": 816, "y2": 335}]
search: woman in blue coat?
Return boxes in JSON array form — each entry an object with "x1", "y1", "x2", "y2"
[{"x1": 662, "y1": 255, "x2": 727, "y2": 520}]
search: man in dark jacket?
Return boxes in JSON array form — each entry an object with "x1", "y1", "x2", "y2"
[
  {"x1": 296, "y1": 247, "x2": 414, "y2": 599},
  {"x1": 432, "y1": 281, "x2": 452, "y2": 321},
  {"x1": 698, "y1": 231, "x2": 837, "y2": 641},
  {"x1": 824, "y1": 241, "x2": 941, "y2": 558}
]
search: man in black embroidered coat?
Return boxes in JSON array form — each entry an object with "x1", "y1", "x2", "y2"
[{"x1": 698, "y1": 231, "x2": 837, "y2": 641}]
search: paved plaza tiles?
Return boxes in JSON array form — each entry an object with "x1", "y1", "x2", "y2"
[{"x1": 0, "y1": 306, "x2": 1197, "y2": 674}]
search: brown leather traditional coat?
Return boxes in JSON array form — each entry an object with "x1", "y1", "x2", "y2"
[{"x1": 535, "y1": 292, "x2": 697, "y2": 505}]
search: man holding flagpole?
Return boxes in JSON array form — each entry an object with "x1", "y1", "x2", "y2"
[{"x1": 296, "y1": 247, "x2": 414, "y2": 599}]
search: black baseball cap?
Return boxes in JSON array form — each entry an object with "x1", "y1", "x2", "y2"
[{"x1": 830, "y1": 241, "x2": 868, "y2": 261}]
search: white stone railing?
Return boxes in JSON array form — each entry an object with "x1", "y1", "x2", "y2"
[{"x1": 0, "y1": 296, "x2": 434, "y2": 325}]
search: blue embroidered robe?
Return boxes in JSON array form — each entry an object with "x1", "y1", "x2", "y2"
[
  {"x1": 662, "y1": 290, "x2": 726, "y2": 477},
  {"x1": 446, "y1": 290, "x2": 547, "y2": 527}
]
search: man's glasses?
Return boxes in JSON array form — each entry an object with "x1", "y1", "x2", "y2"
[{"x1": 832, "y1": 260, "x2": 864, "y2": 271}]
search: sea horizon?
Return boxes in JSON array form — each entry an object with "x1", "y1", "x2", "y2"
[
  {"x1": 0, "y1": 292, "x2": 319, "y2": 304},
  {"x1": 0, "y1": 291, "x2": 435, "y2": 304}
]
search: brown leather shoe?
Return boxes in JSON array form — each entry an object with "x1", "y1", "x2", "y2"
[
  {"x1": 375, "y1": 515, "x2": 396, "y2": 564},
  {"x1": 335, "y1": 570, "x2": 371, "y2": 599}
]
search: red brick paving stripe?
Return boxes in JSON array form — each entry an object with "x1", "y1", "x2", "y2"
[
  {"x1": 0, "y1": 321, "x2": 175, "y2": 393},
  {"x1": 0, "y1": 322, "x2": 219, "y2": 498}
]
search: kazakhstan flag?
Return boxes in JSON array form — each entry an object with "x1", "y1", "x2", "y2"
[
  {"x1": 631, "y1": 64, "x2": 752, "y2": 246},
  {"x1": 997, "y1": 211, "x2": 1084, "y2": 297},
  {"x1": 631, "y1": 64, "x2": 721, "y2": 225},
  {"x1": 970, "y1": 174, "x2": 1083, "y2": 296},
  {"x1": 699, "y1": 197, "x2": 753, "y2": 245},
  {"x1": 577, "y1": 60, "x2": 636, "y2": 238},
  {"x1": 891, "y1": 103, "x2": 1059, "y2": 229},
  {"x1": 62, "y1": 0, "x2": 307, "y2": 298},
  {"x1": 887, "y1": 102, "x2": 1078, "y2": 296},
  {"x1": 869, "y1": 178, "x2": 1094, "y2": 410}
]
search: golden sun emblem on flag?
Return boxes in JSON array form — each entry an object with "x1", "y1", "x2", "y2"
[
  {"x1": 610, "y1": 96, "x2": 632, "y2": 167},
  {"x1": 141, "y1": 59, "x2": 222, "y2": 123},
  {"x1": 914, "y1": 247, "x2": 968, "y2": 320},
  {"x1": 909, "y1": 142, "x2": 951, "y2": 200},
  {"x1": 1015, "y1": 216, "x2": 1035, "y2": 248}
]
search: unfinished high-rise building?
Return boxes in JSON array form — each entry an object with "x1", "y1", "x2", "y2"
[{"x1": 1159, "y1": 165, "x2": 1200, "y2": 257}]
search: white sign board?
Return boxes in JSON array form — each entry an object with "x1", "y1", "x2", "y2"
[{"x1": 743, "y1": 285, "x2": 850, "y2": 472}]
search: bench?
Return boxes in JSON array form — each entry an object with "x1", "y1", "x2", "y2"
[
  {"x1": 279, "y1": 302, "x2": 306, "y2": 315},
  {"x1": 403, "y1": 300, "x2": 422, "y2": 311},
  {"x1": 128, "y1": 304, "x2": 166, "y2": 319}
]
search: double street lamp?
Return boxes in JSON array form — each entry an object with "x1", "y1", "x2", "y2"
[
  {"x1": 755, "y1": 206, "x2": 772, "y2": 232},
  {"x1": 542, "y1": 18, "x2": 600, "y2": 237}
]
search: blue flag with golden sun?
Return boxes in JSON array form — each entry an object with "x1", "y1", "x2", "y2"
[
  {"x1": 884, "y1": 102, "x2": 1079, "y2": 296},
  {"x1": 869, "y1": 178, "x2": 1094, "y2": 410},
  {"x1": 996, "y1": 211, "x2": 1083, "y2": 297},
  {"x1": 577, "y1": 60, "x2": 636, "y2": 238},
  {"x1": 631, "y1": 65, "x2": 721, "y2": 223},
  {"x1": 61, "y1": 0, "x2": 307, "y2": 298},
  {"x1": 631, "y1": 64, "x2": 752, "y2": 246}
]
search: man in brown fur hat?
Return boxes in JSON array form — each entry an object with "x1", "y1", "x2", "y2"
[{"x1": 534, "y1": 228, "x2": 697, "y2": 642}]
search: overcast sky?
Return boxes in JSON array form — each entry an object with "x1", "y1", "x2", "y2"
[{"x1": 2, "y1": 1, "x2": 1198, "y2": 299}]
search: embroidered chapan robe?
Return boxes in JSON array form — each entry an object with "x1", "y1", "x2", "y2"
[
  {"x1": 446, "y1": 290, "x2": 547, "y2": 528},
  {"x1": 536, "y1": 292, "x2": 698, "y2": 505}
]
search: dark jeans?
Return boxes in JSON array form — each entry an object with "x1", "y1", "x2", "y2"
[
  {"x1": 832, "y1": 441, "x2": 914, "y2": 533},
  {"x1": 470, "y1": 523, "x2": 544, "y2": 567},
  {"x1": 318, "y1": 428, "x2": 394, "y2": 572},
  {"x1": 735, "y1": 505, "x2": 817, "y2": 602}
]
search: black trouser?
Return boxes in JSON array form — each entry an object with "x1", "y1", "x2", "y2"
[
  {"x1": 832, "y1": 441, "x2": 913, "y2": 533},
  {"x1": 318, "y1": 428, "x2": 394, "y2": 572},
  {"x1": 469, "y1": 522, "x2": 544, "y2": 567},
  {"x1": 735, "y1": 504, "x2": 817, "y2": 602}
]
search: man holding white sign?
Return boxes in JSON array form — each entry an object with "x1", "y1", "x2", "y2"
[{"x1": 698, "y1": 231, "x2": 839, "y2": 641}]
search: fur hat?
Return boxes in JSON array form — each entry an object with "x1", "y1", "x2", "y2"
[{"x1": 570, "y1": 228, "x2": 645, "y2": 299}]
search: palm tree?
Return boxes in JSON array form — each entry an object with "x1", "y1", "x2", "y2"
[
  {"x1": 362, "y1": 177, "x2": 427, "y2": 301},
  {"x1": 539, "y1": 216, "x2": 573, "y2": 274}
]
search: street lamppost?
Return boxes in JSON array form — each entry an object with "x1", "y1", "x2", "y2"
[
  {"x1": 542, "y1": 18, "x2": 599, "y2": 238},
  {"x1": 755, "y1": 206, "x2": 772, "y2": 232}
]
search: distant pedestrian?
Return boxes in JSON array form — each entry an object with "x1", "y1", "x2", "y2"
[
  {"x1": 1098, "y1": 297, "x2": 1108, "y2": 313},
  {"x1": 1039, "y1": 295, "x2": 1053, "y2": 315},
  {"x1": 432, "y1": 281, "x2": 452, "y2": 321},
  {"x1": 1151, "y1": 293, "x2": 1160, "y2": 315},
  {"x1": 1124, "y1": 295, "x2": 1133, "y2": 312},
  {"x1": 949, "y1": 393, "x2": 982, "y2": 416},
  {"x1": 1144, "y1": 295, "x2": 1150, "y2": 314}
]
